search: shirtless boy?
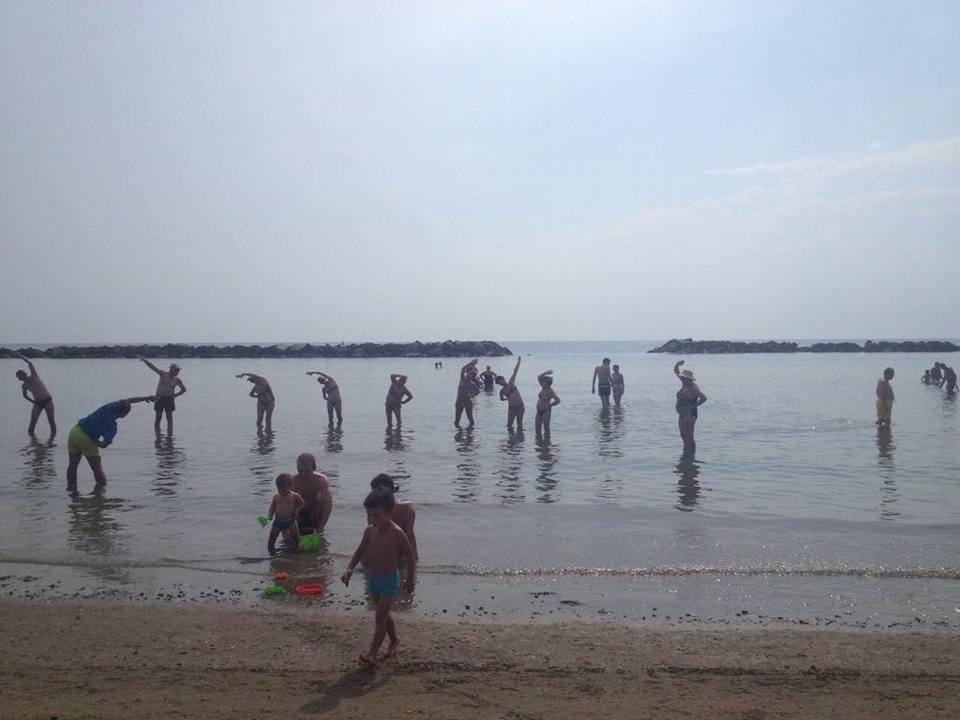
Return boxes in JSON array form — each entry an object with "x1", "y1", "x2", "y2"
[
  {"x1": 876, "y1": 367, "x2": 895, "y2": 426},
  {"x1": 496, "y1": 356, "x2": 524, "y2": 431},
  {"x1": 592, "y1": 358, "x2": 613, "y2": 409},
  {"x1": 370, "y1": 473, "x2": 418, "y2": 561},
  {"x1": 267, "y1": 473, "x2": 304, "y2": 553},
  {"x1": 15, "y1": 352, "x2": 56, "y2": 437},
  {"x1": 307, "y1": 371, "x2": 343, "y2": 426},
  {"x1": 292, "y1": 453, "x2": 333, "y2": 533},
  {"x1": 342, "y1": 491, "x2": 416, "y2": 666},
  {"x1": 138, "y1": 357, "x2": 187, "y2": 434}
]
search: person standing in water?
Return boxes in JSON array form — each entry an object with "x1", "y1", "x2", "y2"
[
  {"x1": 385, "y1": 373, "x2": 413, "y2": 429},
  {"x1": 138, "y1": 357, "x2": 187, "y2": 434},
  {"x1": 479, "y1": 365, "x2": 497, "y2": 393},
  {"x1": 236, "y1": 373, "x2": 275, "y2": 432},
  {"x1": 14, "y1": 352, "x2": 56, "y2": 437},
  {"x1": 876, "y1": 367, "x2": 895, "y2": 426},
  {"x1": 611, "y1": 364, "x2": 625, "y2": 408},
  {"x1": 674, "y1": 360, "x2": 707, "y2": 455},
  {"x1": 941, "y1": 364, "x2": 958, "y2": 394},
  {"x1": 455, "y1": 359, "x2": 480, "y2": 428},
  {"x1": 592, "y1": 358, "x2": 613, "y2": 410},
  {"x1": 370, "y1": 473, "x2": 418, "y2": 561},
  {"x1": 535, "y1": 370, "x2": 561, "y2": 438},
  {"x1": 496, "y1": 356, "x2": 524, "y2": 431},
  {"x1": 306, "y1": 371, "x2": 343, "y2": 426}
]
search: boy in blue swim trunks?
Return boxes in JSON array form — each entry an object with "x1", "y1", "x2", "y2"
[
  {"x1": 342, "y1": 491, "x2": 416, "y2": 666},
  {"x1": 267, "y1": 474, "x2": 304, "y2": 553}
]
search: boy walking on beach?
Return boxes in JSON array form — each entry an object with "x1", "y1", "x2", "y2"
[
  {"x1": 876, "y1": 367, "x2": 895, "y2": 426},
  {"x1": 267, "y1": 474, "x2": 304, "y2": 553},
  {"x1": 342, "y1": 491, "x2": 416, "y2": 667}
]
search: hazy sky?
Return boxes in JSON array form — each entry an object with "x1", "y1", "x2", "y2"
[{"x1": 2, "y1": 1, "x2": 958, "y2": 343}]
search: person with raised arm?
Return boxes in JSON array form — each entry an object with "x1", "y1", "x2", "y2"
[
  {"x1": 385, "y1": 373, "x2": 413, "y2": 429},
  {"x1": 674, "y1": 360, "x2": 707, "y2": 455},
  {"x1": 137, "y1": 356, "x2": 187, "y2": 434},
  {"x1": 455, "y1": 359, "x2": 480, "y2": 428},
  {"x1": 14, "y1": 352, "x2": 56, "y2": 437},
  {"x1": 495, "y1": 356, "x2": 525, "y2": 431},
  {"x1": 306, "y1": 371, "x2": 343, "y2": 426},
  {"x1": 535, "y1": 369, "x2": 561, "y2": 438},
  {"x1": 236, "y1": 373, "x2": 275, "y2": 432}
]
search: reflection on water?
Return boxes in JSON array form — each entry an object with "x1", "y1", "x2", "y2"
[
  {"x1": 494, "y1": 430, "x2": 526, "y2": 504},
  {"x1": 876, "y1": 426, "x2": 899, "y2": 520},
  {"x1": 535, "y1": 439, "x2": 560, "y2": 503},
  {"x1": 20, "y1": 438, "x2": 57, "y2": 488},
  {"x1": 249, "y1": 430, "x2": 277, "y2": 493},
  {"x1": 325, "y1": 427, "x2": 344, "y2": 454},
  {"x1": 67, "y1": 495, "x2": 132, "y2": 582},
  {"x1": 596, "y1": 407, "x2": 625, "y2": 459},
  {"x1": 384, "y1": 428, "x2": 409, "y2": 453},
  {"x1": 674, "y1": 455, "x2": 702, "y2": 511},
  {"x1": 153, "y1": 435, "x2": 185, "y2": 498},
  {"x1": 453, "y1": 428, "x2": 479, "y2": 502}
]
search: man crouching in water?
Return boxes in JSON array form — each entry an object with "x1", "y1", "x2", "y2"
[{"x1": 292, "y1": 453, "x2": 333, "y2": 534}]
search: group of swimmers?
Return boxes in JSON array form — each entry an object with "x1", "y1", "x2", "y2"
[{"x1": 920, "y1": 362, "x2": 958, "y2": 393}]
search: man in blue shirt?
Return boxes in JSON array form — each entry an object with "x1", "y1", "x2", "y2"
[{"x1": 66, "y1": 395, "x2": 155, "y2": 494}]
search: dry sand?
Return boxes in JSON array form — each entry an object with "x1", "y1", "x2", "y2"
[{"x1": 0, "y1": 600, "x2": 957, "y2": 719}]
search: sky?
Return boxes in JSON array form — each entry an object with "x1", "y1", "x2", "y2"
[{"x1": 1, "y1": 1, "x2": 958, "y2": 343}]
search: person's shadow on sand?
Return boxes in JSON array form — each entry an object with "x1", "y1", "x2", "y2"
[{"x1": 299, "y1": 668, "x2": 390, "y2": 714}]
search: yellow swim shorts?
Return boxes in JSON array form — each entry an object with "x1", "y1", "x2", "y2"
[
  {"x1": 68, "y1": 424, "x2": 100, "y2": 457},
  {"x1": 876, "y1": 398, "x2": 893, "y2": 422}
]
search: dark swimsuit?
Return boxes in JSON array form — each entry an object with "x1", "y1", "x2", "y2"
[
  {"x1": 33, "y1": 396, "x2": 53, "y2": 409},
  {"x1": 256, "y1": 383, "x2": 275, "y2": 407},
  {"x1": 676, "y1": 390, "x2": 699, "y2": 418}
]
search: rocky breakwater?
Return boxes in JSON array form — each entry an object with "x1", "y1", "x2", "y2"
[
  {"x1": 1, "y1": 340, "x2": 513, "y2": 360},
  {"x1": 649, "y1": 338, "x2": 960, "y2": 354}
]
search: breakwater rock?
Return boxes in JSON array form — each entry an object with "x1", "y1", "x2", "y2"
[
  {"x1": 649, "y1": 338, "x2": 959, "y2": 354},
  {"x1": 1, "y1": 340, "x2": 513, "y2": 360}
]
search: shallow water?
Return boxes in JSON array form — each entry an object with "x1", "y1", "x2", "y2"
[{"x1": 1, "y1": 342, "x2": 958, "y2": 630}]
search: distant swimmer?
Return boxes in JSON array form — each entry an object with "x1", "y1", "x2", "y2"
[
  {"x1": 292, "y1": 453, "x2": 333, "y2": 534},
  {"x1": 66, "y1": 395, "x2": 155, "y2": 494},
  {"x1": 138, "y1": 357, "x2": 187, "y2": 434},
  {"x1": 674, "y1": 361, "x2": 707, "y2": 455},
  {"x1": 14, "y1": 352, "x2": 56, "y2": 437},
  {"x1": 876, "y1": 367, "x2": 895, "y2": 426},
  {"x1": 480, "y1": 365, "x2": 497, "y2": 393},
  {"x1": 455, "y1": 359, "x2": 481, "y2": 428},
  {"x1": 385, "y1": 373, "x2": 413, "y2": 429},
  {"x1": 236, "y1": 373, "x2": 275, "y2": 432},
  {"x1": 592, "y1": 358, "x2": 613, "y2": 409},
  {"x1": 942, "y1": 364, "x2": 958, "y2": 394},
  {"x1": 535, "y1": 369, "x2": 561, "y2": 438},
  {"x1": 496, "y1": 356, "x2": 525, "y2": 431},
  {"x1": 370, "y1": 473, "x2": 418, "y2": 561},
  {"x1": 611, "y1": 364, "x2": 625, "y2": 408},
  {"x1": 921, "y1": 369, "x2": 932, "y2": 385},
  {"x1": 307, "y1": 371, "x2": 343, "y2": 426}
]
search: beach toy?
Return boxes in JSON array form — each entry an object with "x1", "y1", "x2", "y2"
[
  {"x1": 257, "y1": 516, "x2": 269, "y2": 528},
  {"x1": 264, "y1": 584, "x2": 285, "y2": 596},
  {"x1": 273, "y1": 572, "x2": 289, "y2": 582},
  {"x1": 295, "y1": 584, "x2": 325, "y2": 596},
  {"x1": 299, "y1": 533, "x2": 323, "y2": 552}
]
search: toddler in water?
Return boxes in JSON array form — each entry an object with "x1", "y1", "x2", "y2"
[
  {"x1": 876, "y1": 367, "x2": 895, "y2": 426},
  {"x1": 342, "y1": 491, "x2": 416, "y2": 666},
  {"x1": 267, "y1": 473, "x2": 304, "y2": 553}
]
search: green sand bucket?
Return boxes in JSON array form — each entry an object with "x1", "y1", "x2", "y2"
[
  {"x1": 257, "y1": 515, "x2": 269, "y2": 528},
  {"x1": 299, "y1": 533, "x2": 323, "y2": 552},
  {"x1": 264, "y1": 585, "x2": 285, "y2": 596}
]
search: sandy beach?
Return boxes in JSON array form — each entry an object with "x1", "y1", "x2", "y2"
[{"x1": 1, "y1": 600, "x2": 957, "y2": 719}]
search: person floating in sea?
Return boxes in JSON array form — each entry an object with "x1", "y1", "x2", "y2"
[
  {"x1": 236, "y1": 373, "x2": 275, "y2": 432},
  {"x1": 370, "y1": 473, "x2": 418, "y2": 561},
  {"x1": 455, "y1": 359, "x2": 481, "y2": 428},
  {"x1": 385, "y1": 373, "x2": 413, "y2": 429},
  {"x1": 611, "y1": 364, "x2": 625, "y2": 408},
  {"x1": 592, "y1": 358, "x2": 613, "y2": 410},
  {"x1": 941, "y1": 364, "x2": 958, "y2": 394},
  {"x1": 341, "y1": 490, "x2": 416, "y2": 667},
  {"x1": 66, "y1": 395, "x2": 155, "y2": 494},
  {"x1": 876, "y1": 367, "x2": 895, "y2": 426},
  {"x1": 306, "y1": 371, "x2": 342, "y2": 426},
  {"x1": 921, "y1": 369, "x2": 932, "y2": 385},
  {"x1": 674, "y1": 360, "x2": 707, "y2": 455},
  {"x1": 292, "y1": 453, "x2": 333, "y2": 535},
  {"x1": 535, "y1": 369, "x2": 561, "y2": 438},
  {"x1": 267, "y1": 473, "x2": 304, "y2": 554},
  {"x1": 479, "y1": 365, "x2": 497, "y2": 393},
  {"x1": 496, "y1": 356, "x2": 524, "y2": 431},
  {"x1": 138, "y1": 357, "x2": 187, "y2": 434},
  {"x1": 14, "y1": 352, "x2": 56, "y2": 438}
]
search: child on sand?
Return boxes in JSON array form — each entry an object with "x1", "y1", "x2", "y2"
[
  {"x1": 876, "y1": 367, "x2": 895, "y2": 426},
  {"x1": 342, "y1": 491, "x2": 416, "y2": 666},
  {"x1": 267, "y1": 473, "x2": 304, "y2": 553}
]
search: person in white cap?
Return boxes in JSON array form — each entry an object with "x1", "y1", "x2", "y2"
[
  {"x1": 674, "y1": 360, "x2": 707, "y2": 455},
  {"x1": 138, "y1": 356, "x2": 187, "y2": 434}
]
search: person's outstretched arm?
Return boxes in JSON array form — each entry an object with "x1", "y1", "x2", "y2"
[
  {"x1": 20, "y1": 386, "x2": 34, "y2": 404},
  {"x1": 124, "y1": 395, "x2": 156, "y2": 404},
  {"x1": 317, "y1": 479, "x2": 333, "y2": 532},
  {"x1": 538, "y1": 369, "x2": 553, "y2": 382},
  {"x1": 673, "y1": 360, "x2": 684, "y2": 378},
  {"x1": 697, "y1": 389, "x2": 708, "y2": 405},
  {"x1": 406, "y1": 505, "x2": 418, "y2": 562},
  {"x1": 174, "y1": 378, "x2": 187, "y2": 397},
  {"x1": 390, "y1": 373, "x2": 408, "y2": 384},
  {"x1": 401, "y1": 387, "x2": 414, "y2": 404},
  {"x1": 15, "y1": 352, "x2": 37, "y2": 377},
  {"x1": 592, "y1": 366, "x2": 598, "y2": 393},
  {"x1": 341, "y1": 528, "x2": 371, "y2": 586},
  {"x1": 509, "y1": 357, "x2": 521, "y2": 386},
  {"x1": 461, "y1": 359, "x2": 478, "y2": 379},
  {"x1": 138, "y1": 357, "x2": 163, "y2": 375},
  {"x1": 551, "y1": 391, "x2": 562, "y2": 407},
  {"x1": 398, "y1": 529, "x2": 416, "y2": 593}
]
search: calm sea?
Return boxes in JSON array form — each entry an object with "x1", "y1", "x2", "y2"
[{"x1": 1, "y1": 341, "x2": 957, "y2": 630}]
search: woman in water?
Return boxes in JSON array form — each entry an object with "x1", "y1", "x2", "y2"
[
  {"x1": 674, "y1": 360, "x2": 707, "y2": 455},
  {"x1": 236, "y1": 373, "x2": 275, "y2": 432},
  {"x1": 611, "y1": 364, "x2": 625, "y2": 408},
  {"x1": 535, "y1": 369, "x2": 561, "y2": 438},
  {"x1": 306, "y1": 371, "x2": 342, "y2": 426},
  {"x1": 385, "y1": 373, "x2": 413, "y2": 429},
  {"x1": 496, "y1": 356, "x2": 524, "y2": 431},
  {"x1": 455, "y1": 359, "x2": 480, "y2": 428}
]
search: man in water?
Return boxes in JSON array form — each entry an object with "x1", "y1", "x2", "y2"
[
  {"x1": 479, "y1": 365, "x2": 497, "y2": 393},
  {"x1": 942, "y1": 364, "x2": 958, "y2": 394},
  {"x1": 138, "y1": 357, "x2": 187, "y2": 434},
  {"x1": 876, "y1": 367, "x2": 895, "y2": 426},
  {"x1": 592, "y1": 358, "x2": 613, "y2": 409},
  {"x1": 306, "y1": 371, "x2": 342, "y2": 426},
  {"x1": 292, "y1": 453, "x2": 333, "y2": 534},
  {"x1": 14, "y1": 352, "x2": 56, "y2": 437}
]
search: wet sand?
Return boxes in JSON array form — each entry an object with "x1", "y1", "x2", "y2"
[{"x1": 1, "y1": 600, "x2": 957, "y2": 719}]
